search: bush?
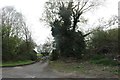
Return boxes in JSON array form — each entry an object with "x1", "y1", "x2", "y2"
[
  {"x1": 50, "y1": 50, "x2": 59, "y2": 61},
  {"x1": 29, "y1": 52, "x2": 37, "y2": 61},
  {"x1": 89, "y1": 28, "x2": 119, "y2": 55},
  {"x1": 90, "y1": 54, "x2": 119, "y2": 66}
]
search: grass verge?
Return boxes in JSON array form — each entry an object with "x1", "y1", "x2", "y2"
[
  {"x1": 49, "y1": 60, "x2": 119, "y2": 78},
  {"x1": 0, "y1": 60, "x2": 35, "y2": 67},
  {"x1": 49, "y1": 60, "x2": 85, "y2": 73}
]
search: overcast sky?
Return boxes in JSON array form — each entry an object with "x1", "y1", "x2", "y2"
[{"x1": 0, "y1": 0, "x2": 119, "y2": 45}]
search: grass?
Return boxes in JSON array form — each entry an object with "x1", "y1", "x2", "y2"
[
  {"x1": 49, "y1": 60, "x2": 85, "y2": 73},
  {"x1": 37, "y1": 53, "x2": 42, "y2": 57},
  {"x1": 49, "y1": 60, "x2": 119, "y2": 77},
  {"x1": 0, "y1": 60, "x2": 35, "y2": 67}
]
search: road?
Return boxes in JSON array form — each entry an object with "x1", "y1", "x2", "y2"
[
  {"x1": 2, "y1": 61, "x2": 119, "y2": 78},
  {"x1": 2, "y1": 61, "x2": 68, "y2": 78}
]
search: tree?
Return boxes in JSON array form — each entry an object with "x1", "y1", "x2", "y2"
[
  {"x1": 17, "y1": 39, "x2": 37, "y2": 61},
  {"x1": 86, "y1": 16, "x2": 118, "y2": 54},
  {"x1": 1, "y1": 6, "x2": 37, "y2": 61},
  {"x1": 37, "y1": 37, "x2": 53, "y2": 56},
  {"x1": 42, "y1": 0, "x2": 104, "y2": 60},
  {"x1": 84, "y1": 15, "x2": 119, "y2": 61},
  {"x1": 88, "y1": 27, "x2": 119, "y2": 61},
  {"x1": 2, "y1": 6, "x2": 25, "y2": 38},
  {"x1": 1, "y1": 6, "x2": 25, "y2": 61},
  {"x1": 0, "y1": 27, "x2": 1, "y2": 63}
]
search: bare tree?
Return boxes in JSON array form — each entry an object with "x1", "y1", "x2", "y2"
[
  {"x1": 37, "y1": 37, "x2": 53, "y2": 56},
  {"x1": 1, "y1": 6, "x2": 25, "y2": 38},
  {"x1": 42, "y1": 0, "x2": 105, "y2": 31}
]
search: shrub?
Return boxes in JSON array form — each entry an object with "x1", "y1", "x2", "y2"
[{"x1": 90, "y1": 54, "x2": 118, "y2": 66}]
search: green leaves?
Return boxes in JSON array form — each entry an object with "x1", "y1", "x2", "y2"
[
  {"x1": 2, "y1": 6, "x2": 36, "y2": 62},
  {"x1": 47, "y1": 1, "x2": 87, "y2": 59},
  {"x1": 90, "y1": 28, "x2": 118, "y2": 53}
]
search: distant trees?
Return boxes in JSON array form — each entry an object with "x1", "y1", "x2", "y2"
[
  {"x1": 1, "y1": 6, "x2": 37, "y2": 62},
  {"x1": 37, "y1": 38, "x2": 53, "y2": 56},
  {"x1": 43, "y1": 0, "x2": 104, "y2": 60}
]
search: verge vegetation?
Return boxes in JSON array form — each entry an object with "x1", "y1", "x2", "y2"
[{"x1": 0, "y1": 60, "x2": 34, "y2": 67}]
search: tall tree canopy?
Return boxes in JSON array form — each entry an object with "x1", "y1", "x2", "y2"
[{"x1": 42, "y1": 0, "x2": 104, "y2": 60}]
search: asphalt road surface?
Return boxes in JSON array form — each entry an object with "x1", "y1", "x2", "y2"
[
  {"x1": 2, "y1": 61, "x2": 67, "y2": 78},
  {"x1": 2, "y1": 61, "x2": 118, "y2": 78}
]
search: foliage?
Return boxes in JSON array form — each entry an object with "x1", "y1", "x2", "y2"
[
  {"x1": 2, "y1": 35, "x2": 21, "y2": 61},
  {"x1": 89, "y1": 28, "x2": 119, "y2": 56},
  {"x1": 1, "y1": 6, "x2": 37, "y2": 62},
  {"x1": 90, "y1": 54, "x2": 119, "y2": 66},
  {"x1": 43, "y1": 0, "x2": 102, "y2": 60},
  {"x1": 87, "y1": 27, "x2": 119, "y2": 66},
  {"x1": 50, "y1": 50, "x2": 59, "y2": 61},
  {"x1": 37, "y1": 38, "x2": 53, "y2": 56},
  {"x1": 17, "y1": 40, "x2": 37, "y2": 61},
  {"x1": 0, "y1": 60, "x2": 34, "y2": 67}
]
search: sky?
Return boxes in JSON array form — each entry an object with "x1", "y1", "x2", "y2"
[{"x1": 0, "y1": 0, "x2": 119, "y2": 45}]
